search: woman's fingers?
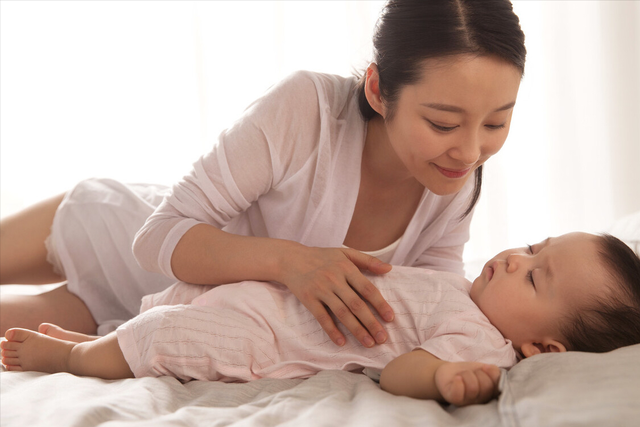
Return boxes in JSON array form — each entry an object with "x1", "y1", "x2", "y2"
[
  {"x1": 282, "y1": 246, "x2": 394, "y2": 347},
  {"x1": 344, "y1": 249, "x2": 393, "y2": 275},
  {"x1": 343, "y1": 250, "x2": 395, "y2": 323},
  {"x1": 305, "y1": 300, "x2": 348, "y2": 346},
  {"x1": 303, "y1": 279, "x2": 388, "y2": 347},
  {"x1": 340, "y1": 276, "x2": 391, "y2": 345},
  {"x1": 323, "y1": 293, "x2": 378, "y2": 347}
]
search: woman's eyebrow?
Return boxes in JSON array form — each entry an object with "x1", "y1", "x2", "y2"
[
  {"x1": 421, "y1": 103, "x2": 465, "y2": 113},
  {"x1": 421, "y1": 101, "x2": 516, "y2": 113},
  {"x1": 494, "y1": 101, "x2": 516, "y2": 112}
]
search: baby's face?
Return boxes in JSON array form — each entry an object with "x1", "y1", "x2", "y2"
[{"x1": 470, "y1": 232, "x2": 610, "y2": 353}]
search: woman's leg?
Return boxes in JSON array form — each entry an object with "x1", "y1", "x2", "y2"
[
  {"x1": 0, "y1": 284, "x2": 98, "y2": 336},
  {"x1": 0, "y1": 193, "x2": 66, "y2": 285},
  {"x1": 0, "y1": 193, "x2": 98, "y2": 336},
  {"x1": 1, "y1": 328, "x2": 134, "y2": 379}
]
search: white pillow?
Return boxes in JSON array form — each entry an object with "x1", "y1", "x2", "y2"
[{"x1": 498, "y1": 343, "x2": 640, "y2": 427}]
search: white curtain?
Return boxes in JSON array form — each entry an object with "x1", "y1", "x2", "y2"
[
  {"x1": 0, "y1": 1, "x2": 383, "y2": 209},
  {"x1": 1, "y1": 1, "x2": 638, "y2": 275}
]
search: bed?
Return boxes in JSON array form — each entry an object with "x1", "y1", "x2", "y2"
[{"x1": 2, "y1": 212, "x2": 640, "y2": 427}]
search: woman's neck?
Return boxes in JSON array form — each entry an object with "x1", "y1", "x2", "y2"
[{"x1": 363, "y1": 116, "x2": 418, "y2": 188}]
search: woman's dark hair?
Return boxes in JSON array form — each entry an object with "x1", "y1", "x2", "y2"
[
  {"x1": 561, "y1": 234, "x2": 640, "y2": 353},
  {"x1": 355, "y1": 0, "x2": 527, "y2": 217}
]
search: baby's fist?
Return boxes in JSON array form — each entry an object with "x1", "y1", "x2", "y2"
[{"x1": 435, "y1": 362, "x2": 501, "y2": 406}]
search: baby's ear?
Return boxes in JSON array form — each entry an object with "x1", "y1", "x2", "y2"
[{"x1": 520, "y1": 340, "x2": 567, "y2": 358}]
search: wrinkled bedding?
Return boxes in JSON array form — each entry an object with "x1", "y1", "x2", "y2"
[{"x1": 3, "y1": 343, "x2": 639, "y2": 427}]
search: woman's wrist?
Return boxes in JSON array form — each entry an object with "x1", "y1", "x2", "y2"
[{"x1": 270, "y1": 239, "x2": 308, "y2": 285}]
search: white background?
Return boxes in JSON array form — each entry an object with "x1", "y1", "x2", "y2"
[{"x1": 2, "y1": 1, "x2": 639, "y2": 277}]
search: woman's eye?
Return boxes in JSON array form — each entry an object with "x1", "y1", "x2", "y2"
[
  {"x1": 527, "y1": 244, "x2": 533, "y2": 254},
  {"x1": 485, "y1": 123, "x2": 506, "y2": 130},
  {"x1": 426, "y1": 120, "x2": 458, "y2": 132}
]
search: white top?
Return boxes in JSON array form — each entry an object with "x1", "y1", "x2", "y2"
[
  {"x1": 120, "y1": 266, "x2": 517, "y2": 382},
  {"x1": 343, "y1": 237, "x2": 402, "y2": 264},
  {"x1": 132, "y1": 71, "x2": 475, "y2": 279}
]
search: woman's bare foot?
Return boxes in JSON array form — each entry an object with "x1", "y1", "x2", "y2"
[
  {"x1": 38, "y1": 323, "x2": 99, "y2": 343},
  {"x1": 1, "y1": 328, "x2": 76, "y2": 373}
]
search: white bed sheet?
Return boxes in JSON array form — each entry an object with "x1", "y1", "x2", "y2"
[
  {"x1": 0, "y1": 368, "x2": 505, "y2": 427},
  {"x1": 3, "y1": 343, "x2": 640, "y2": 427}
]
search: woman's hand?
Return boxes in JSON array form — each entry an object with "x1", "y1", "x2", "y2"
[
  {"x1": 171, "y1": 225, "x2": 394, "y2": 347},
  {"x1": 278, "y1": 245, "x2": 394, "y2": 348}
]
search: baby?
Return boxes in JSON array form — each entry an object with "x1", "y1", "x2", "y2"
[{"x1": 3, "y1": 232, "x2": 640, "y2": 407}]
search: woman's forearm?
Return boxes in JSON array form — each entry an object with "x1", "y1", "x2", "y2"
[{"x1": 170, "y1": 223, "x2": 300, "y2": 285}]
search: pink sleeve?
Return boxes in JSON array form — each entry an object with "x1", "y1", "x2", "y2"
[{"x1": 417, "y1": 318, "x2": 518, "y2": 369}]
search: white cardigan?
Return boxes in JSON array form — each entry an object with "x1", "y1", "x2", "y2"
[{"x1": 133, "y1": 71, "x2": 475, "y2": 279}]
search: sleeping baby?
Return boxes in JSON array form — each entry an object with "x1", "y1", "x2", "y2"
[{"x1": 3, "y1": 232, "x2": 640, "y2": 407}]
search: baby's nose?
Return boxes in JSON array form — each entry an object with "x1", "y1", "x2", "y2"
[{"x1": 506, "y1": 253, "x2": 522, "y2": 273}]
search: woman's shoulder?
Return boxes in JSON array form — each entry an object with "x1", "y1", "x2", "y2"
[
  {"x1": 267, "y1": 70, "x2": 358, "y2": 117},
  {"x1": 218, "y1": 70, "x2": 362, "y2": 188},
  {"x1": 280, "y1": 70, "x2": 357, "y2": 94},
  {"x1": 242, "y1": 70, "x2": 361, "y2": 152}
]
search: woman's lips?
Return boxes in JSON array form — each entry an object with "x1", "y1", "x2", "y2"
[{"x1": 435, "y1": 165, "x2": 471, "y2": 179}]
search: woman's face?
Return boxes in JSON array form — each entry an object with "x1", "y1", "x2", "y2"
[{"x1": 372, "y1": 55, "x2": 522, "y2": 195}]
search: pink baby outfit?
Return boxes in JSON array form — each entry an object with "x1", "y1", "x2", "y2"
[{"x1": 116, "y1": 266, "x2": 518, "y2": 382}]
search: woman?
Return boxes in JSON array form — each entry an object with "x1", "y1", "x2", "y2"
[{"x1": 0, "y1": 0, "x2": 526, "y2": 348}]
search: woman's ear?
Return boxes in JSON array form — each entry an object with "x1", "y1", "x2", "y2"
[
  {"x1": 520, "y1": 339, "x2": 567, "y2": 358},
  {"x1": 364, "y1": 63, "x2": 386, "y2": 118}
]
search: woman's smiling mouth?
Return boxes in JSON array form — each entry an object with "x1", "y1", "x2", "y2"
[{"x1": 434, "y1": 165, "x2": 471, "y2": 179}]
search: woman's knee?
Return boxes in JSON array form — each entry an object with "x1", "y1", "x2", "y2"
[
  {"x1": 0, "y1": 193, "x2": 67, "y2": 285},
  {"x1": 0, "y1": 285, "x2": 97, "y2": 336}
]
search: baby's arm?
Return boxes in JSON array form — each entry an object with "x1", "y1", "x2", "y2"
[{"x1": 379, "y1": 349, "x2": 501, "y2": 406}]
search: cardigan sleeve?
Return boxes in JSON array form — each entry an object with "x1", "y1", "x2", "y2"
[{"x1": 132, "y1": 71, "x2": 324, "y2": 279}]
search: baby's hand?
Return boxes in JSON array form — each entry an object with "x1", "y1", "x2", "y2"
[{"x1": 434, "y1": 362, "x2": 501, "y2": 406}]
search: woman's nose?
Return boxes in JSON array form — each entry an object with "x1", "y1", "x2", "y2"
[{"x1": 450, "y1": 133, "x2": 481, "y2": 166}]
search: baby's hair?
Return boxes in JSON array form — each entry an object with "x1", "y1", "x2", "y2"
[{"x1": 561, "y1": 233, "x2": 640, "y2": 353}]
